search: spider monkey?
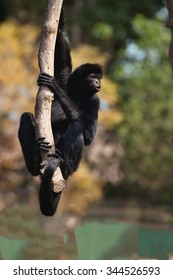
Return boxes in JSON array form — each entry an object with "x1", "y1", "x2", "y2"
[{"x1": 18, "y1": 7, "x2": 103, "y2": 216}]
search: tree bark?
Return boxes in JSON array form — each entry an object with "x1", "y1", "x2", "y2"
[
  {"x1": 35, "y1": 0, "x2": 65, "y2": 193},
  {"x1": 166, "y1": 0, "x2": 173, "y2": 71}
]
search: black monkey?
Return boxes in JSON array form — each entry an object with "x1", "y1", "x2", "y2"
[{"x1": 18, "y1": 8, "x2": 103, "y2": 216}]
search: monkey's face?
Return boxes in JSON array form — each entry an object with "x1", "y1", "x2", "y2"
[{"x1": 86, "y1": 73, "x2": 102, "y2": 94}]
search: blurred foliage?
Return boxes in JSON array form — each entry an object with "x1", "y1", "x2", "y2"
[
  {"x1": 0, "y1": 20, "x2": 120, "y2": 214},
  {"x1": 0, "y1": 20, "x2": 38, "y2": 126},
  {"x1": 0, "y1": 0, "x2": 47, "y2": 23},
  {"x1": 0, "y1": 21, "x2": 38, "y2": 86},
  {"x1": 78, "y1": 0, "x2": 163, "y2": 42},
  {"x1": 0, "y1": 0, "x2": 164, "y2": 68},
  {"x1": 117, "y1": 15, "x2": 173, "y2": 200},
  {"x1": 0, "y1": 21, "x2": 38, "y2": 191},
  {"x1": 72, "y1": 44, "x2": 109, "y2": 66},
  {"x1": 60, "y1": 163, "x2": 103, "y2": 214}
]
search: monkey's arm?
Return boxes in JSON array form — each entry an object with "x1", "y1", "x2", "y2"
[
  {"x1": 82, "y1": 96, "x2": 100, "y2": 145},
  {"x1": 54, "y1": 7, "x2": 72, "y2": 88},
  {"x1": 38, "y1": 73, "x2": 81, "y2": 120},
  {"x1": 18, "y1": 113, "x2": 40, "y2": 176}
]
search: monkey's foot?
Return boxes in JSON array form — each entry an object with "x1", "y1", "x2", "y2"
[
  {"x1": 35, "y1": 137, "x2": 52, "y2": 152},
  {"x1": 48, "y1": 149, "x2": 64, "y2": 163}
]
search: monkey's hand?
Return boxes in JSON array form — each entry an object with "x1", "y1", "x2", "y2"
[
  {"x1": 40, "y1": 149, "x2": 63, "y2": 170},
  {"x1": 35, "y1": 137, "x2": 52, "y2": 152},
  {"x1": 37, "y1": 73, "x2": 57, "y2": 93},
  {"x1": 48, "y1": 149, "x2": 64, "y2": 163}
]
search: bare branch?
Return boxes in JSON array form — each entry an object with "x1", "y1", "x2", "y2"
[{"x1": 35, "y1": 0, "x2": 65, "y2": 193}]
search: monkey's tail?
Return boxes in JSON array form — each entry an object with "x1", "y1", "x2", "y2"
[{"x1": 39, "y1": 158, "x2": 62, "y2": 216}]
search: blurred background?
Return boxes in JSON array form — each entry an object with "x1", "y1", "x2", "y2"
[{"x1": 0, "y1": 0, "x2": 173, "y2": 260}]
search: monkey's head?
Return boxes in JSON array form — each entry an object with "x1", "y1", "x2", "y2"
[{"x1": 68, "y1": 63, "x2": 103, "y2": 97}]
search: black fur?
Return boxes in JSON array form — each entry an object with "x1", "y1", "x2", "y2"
[{"x1": 18, "y1": 8, "x2": 103, "y2": 216}]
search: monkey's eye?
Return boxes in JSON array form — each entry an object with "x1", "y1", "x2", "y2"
[{"x1": 89, "y1": 74, "x2": 95, "y2": 79}]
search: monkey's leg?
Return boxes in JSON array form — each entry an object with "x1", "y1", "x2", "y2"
[
  {"x1": 18, "y1": 112, "x2": 40, "y2": 176},
  {"x1": 58, "y1": 120, "x2": 85, "y2": 180},
  {"x1": 39, "y1": 157, "x2": 62, "y2": 216}
]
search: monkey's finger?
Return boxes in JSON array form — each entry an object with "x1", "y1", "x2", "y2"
[
  {"x1": 37, "y1": 143, "x2": 52, "y2": 149},
  {"x1": 48, "y1": 153, "x2": 59, "y2": 158},
  {"x1": 36, "y1": 138, "x2": 51, "y2": 145},
  {"x1": 36, "y1": 137, "x2": 46, "y2": 142},
  {"x1": 39, "y1": 146, "x2": 50, "y2": 151},
  {"x1": 40, "y1": 72, "x2": 53, "y2": 78},
  {"x1": 38, "y1": 77, "x2": 53, "y2": 84},
  {"x1": 37, "y1": 80, "x2": 54, "y2": 91}
]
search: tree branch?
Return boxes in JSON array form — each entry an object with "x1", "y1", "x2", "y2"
[{"x1": 35, "y1": 0, "x2": 65, "y2": 193}]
